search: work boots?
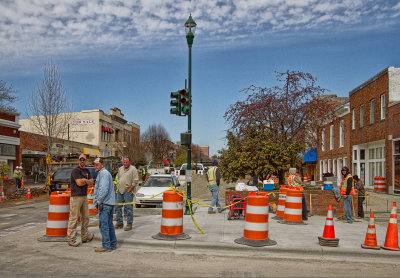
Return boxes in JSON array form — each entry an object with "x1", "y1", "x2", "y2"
[
  {"x1": 124, "y1": 224, "x2": 132, "y2": 231},
  {"x1": 114, "y1": 223, "x2": 123, "y2": 229}
]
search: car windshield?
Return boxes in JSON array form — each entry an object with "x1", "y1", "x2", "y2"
[
  {"x1": 142, "y1": 177, "x2": 173, "y2": 187},
  {"x1": 53, "y1": 168, "x2": 73, "y2": 180}
]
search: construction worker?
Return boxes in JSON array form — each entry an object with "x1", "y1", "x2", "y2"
[
  {"x1": 340, "y1": 166, "x2": 355, "y2": 223},
  {"x1": 288, "y1": 167, "x2": 308, "y2": 221},
  {"x1": 141, "y1": 167, "x2": 147, "y2": 181},
  {"x1": 206, "y1": 159, "x2": 224, "y2": 214}
]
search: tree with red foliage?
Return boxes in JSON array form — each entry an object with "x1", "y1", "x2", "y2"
[{"x1": 221, "y1": 70, "x2": 336, "y2": 183}]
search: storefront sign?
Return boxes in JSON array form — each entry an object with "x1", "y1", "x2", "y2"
[{"x1": 71, "y1": 119, "x2": 96, "y2": 125}]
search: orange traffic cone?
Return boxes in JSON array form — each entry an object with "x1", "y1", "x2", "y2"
[
  {"x1": 318, "y1": 205, "x2": 339, "y2": 247},
  {"x1": 361, "y1": 212, "x2": 380, "y2": 249},
  {"x1": 1, "y1": 190, "x2": 5, "y2": 202},
  {"x1": 26, "y1": 187, "x2": 32, "y2": 199},
  {"x1": 21, "y1": 178, "x2": 25, "y2": 188},
  {"x1": 382, "y1": 202, "x2": 400, "y2": 251}
]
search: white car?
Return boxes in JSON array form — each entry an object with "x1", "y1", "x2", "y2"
[{"x1": 135, "y1": 174, "x2": 180, "y2": 208}]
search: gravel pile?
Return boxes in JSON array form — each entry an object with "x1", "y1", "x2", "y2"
[{"x1": 179, "y1": 173, "x2": 246, "y2": 201}]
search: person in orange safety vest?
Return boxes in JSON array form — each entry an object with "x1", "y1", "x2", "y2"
[{"x1": 340, "y1": 166, "x2": 355, "y2": 223}]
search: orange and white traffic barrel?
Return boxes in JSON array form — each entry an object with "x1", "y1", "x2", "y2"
[
  {"x1": 152, "y1": 189, "x2": 190, "y2": 240},
  {"x1": 279, "y1": 187, "x2": 306, "y2": 225},
  {"x1": 37, "y1": 191, "x2": 70, "y2": 242},
  {"x1": 273, "y1": 185, "x2": 287, "y2": 220},
  {"x1": 87, "y1": 185, "x2": 98, "y2": 215},
  {"x1": 234, "y1": 193, "x2": 277, "y2": 247},
  {"x1": 374, "y1": 176, "x2": 386, "y2": 192}
]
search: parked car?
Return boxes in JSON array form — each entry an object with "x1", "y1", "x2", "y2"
[
  {"x1": 49, "y1": 166, "x2": 97, "y2": 194},
  {"x1": 135, "y1": 174, "x2": 179, "y2": 208}
]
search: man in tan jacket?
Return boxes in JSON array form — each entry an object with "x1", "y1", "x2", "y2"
[{"x1": 114, "y1": 156, "x2": 138, "y2": 231}]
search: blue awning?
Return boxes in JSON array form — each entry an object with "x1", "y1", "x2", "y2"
[{"x1": 303, "y1": 148, "x2": 317, "y2": 163}]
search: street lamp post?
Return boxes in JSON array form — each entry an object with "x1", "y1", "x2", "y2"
[{"x1": 184, "y1": 14, "x2": 196, "y2": 215}]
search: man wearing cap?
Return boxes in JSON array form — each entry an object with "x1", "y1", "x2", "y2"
[
  {"x1": 67, "y1": 154, "x2": 95, "y2": 247},
  {"x1": 115, "y1": 156, "x2": 139, "y2": 231},
  {"x1": 340, "y1": 166, "x2": 355, "y2": 224},
  {"x1": 93, "y1": 158, "x2": 117, "y2": 252}
]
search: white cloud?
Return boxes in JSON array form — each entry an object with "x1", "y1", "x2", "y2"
[{"x1": 0, "y1": 0, "x2": 399, "y2": 66}]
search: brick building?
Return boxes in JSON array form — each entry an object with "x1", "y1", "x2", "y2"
[
  {"x1": 317, "y1": 67, "x2": 400, "y2": 194},
  {"x1": 317, "y1": 101, "x2": 351, "y2": 186},
  {"x1": 0, "y1": 110, "x2": 21, "y2": 176}
]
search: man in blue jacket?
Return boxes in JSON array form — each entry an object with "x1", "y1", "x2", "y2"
[{"x1": 93, "y1": 157, "x2": 117, "y2": 252}]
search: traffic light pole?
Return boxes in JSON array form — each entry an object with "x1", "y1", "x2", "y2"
[{"x1": 184, "y1": 36, "x2": 193, "y2": 216}]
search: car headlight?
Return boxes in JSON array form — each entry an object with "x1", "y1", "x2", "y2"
[{"x1": 136, "y1": 193, "x2": 145, "y2": 197}]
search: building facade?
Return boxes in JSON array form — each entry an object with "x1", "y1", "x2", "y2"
[
  {"x1": 19, "y1": 107, "x2": 140, "y2": 158},
  {"x1": 0, "y1": 110, "x2": 21, "y2": 176},
  {"x1": 317, "y1": 67, "x2": 400, "y2": 194}
]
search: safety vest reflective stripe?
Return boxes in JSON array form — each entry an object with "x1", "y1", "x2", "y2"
[{"x1": 207, "y1": 167, "x2": 217, "y2": 185}]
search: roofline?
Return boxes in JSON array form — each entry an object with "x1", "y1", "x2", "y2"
[{"x1": 349, "y1": 67, "x2": 392, "y2": 96}]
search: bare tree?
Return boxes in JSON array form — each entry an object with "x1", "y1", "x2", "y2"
[
  {"x1": 141, "y1": 123, "x2": 173, "y2": 163},
  {"x1": 26, "y1": 59, "x2": 73, "y2": 153},
  {"x1": 0, "y1": 80, "x2": 18, "y2": 112}
]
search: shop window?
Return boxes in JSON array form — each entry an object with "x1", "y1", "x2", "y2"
[
  {"x1": 353, "y1": 150, "x2": 357, "y2": 160},
  {"x1": 376, "y1": 147, "x2": 383, "y2": 159},
  {"x1": 369, "y1": 149, "x2": 375, "y2": 159}
]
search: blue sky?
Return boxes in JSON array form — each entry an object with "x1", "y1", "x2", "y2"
[{"x1": 1, "y1": 0, "x2": 400, "y2": 156}]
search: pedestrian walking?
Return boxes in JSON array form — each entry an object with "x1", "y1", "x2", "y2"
[
  {"x1": 340, "y1": 166, "x2": 355, "y2": 223},
  {"x1": 288, "y1": 167, "x2": 308, "y2": 220},
  {"x1": 206, "y1": 159, "x2": 224, "y2": 214},
  {"x1": 114, "y1": 156, "x2": 139, "y2": 231},
  {"x1": 67, "y1": 154, "x2": 95, "y2": 247},
  {"x1": 353, "y1": 175, "x2": 365, "y2": 218},
  {"x1": 93, "y1": 157, "x2": 117, "y2": 252}
]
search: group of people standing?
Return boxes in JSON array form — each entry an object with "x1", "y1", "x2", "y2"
[{"x1": 67, "y1": 154, "x2": 138, "y2": 252}]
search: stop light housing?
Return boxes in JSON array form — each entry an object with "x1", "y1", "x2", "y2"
[
  {"x1": 180, "y1": 89, "x2": 190, "y2": 116},
  {"x1": 170, "y1": 90, "x2": 181, "y2": 115}
]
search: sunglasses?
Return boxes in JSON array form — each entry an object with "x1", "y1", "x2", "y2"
[{"x1": 79, "y1": 158, "x2": 86, "y2": 161}]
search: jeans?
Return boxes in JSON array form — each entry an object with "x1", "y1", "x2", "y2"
[
  {"x1": 99, "y1": 204, "x2": 117, "y2": 250},
  {"x1": 67, "y1": 196, "x2": 90, "y2": 243},
  {"x1": 302, "y1": 193, "x2": 308, "y2": 220},
  {"x1": 116, "y1": 191, "x2": 133, "y2": 225},
  {"x1": 208, "y1": 184, "x2": 221, "y2": 212},
  {"x1": 343, "y1": 195, "x2": 353, "y2": 222}
]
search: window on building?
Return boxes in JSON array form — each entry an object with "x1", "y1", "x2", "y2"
[
  {"x1": 321, "y1": 128, "x2": 325, "y2": 151},
  {"x1": 380, "y1": 94, "x2": 386, "y2": 120},
  {"x1": 369, "y1": 149, "x2": 375, "y2": 159},
  {"x1": 352, "y1": 109, "x2": 355, "y2": 130},
  {"x1": 339, "y1": 120, "x2": 344, "y2": 147},
  {"x1": 370, "y1": 99, "x2": 375, "y2": 124},
  {"x1": 360, "y1": 105, "x2": 364, "y2": 128},
  {"x1": 330, "y1": 125, "x2": 334, "y2": 150},
  {"x1": 353, "y1": 150, "x2": 357, "y2": 160},
  {"x1": 360, "y1": 149, "x2": 365, "y2": 160},
  {"x1": 376, "y1": 147, "x2": 383, "y2": 159}
]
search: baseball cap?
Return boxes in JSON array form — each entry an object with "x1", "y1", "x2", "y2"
[
  {"x1": 93, "y1": 157, "x2": 103, "y2": 164},
  {"x1": 78, "y1": 154, "x2": 87, "y2": 160}
]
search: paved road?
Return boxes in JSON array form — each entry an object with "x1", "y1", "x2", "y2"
[{"x1": 1, "y1": 198, "x2": 400, "y2": 277}]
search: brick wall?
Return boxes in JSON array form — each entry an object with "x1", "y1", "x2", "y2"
[{"x1": 225, "y1": 190, "x2": 358, "y2": 217}]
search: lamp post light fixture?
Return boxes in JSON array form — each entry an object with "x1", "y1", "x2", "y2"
[{"x1": 184, "y1": 14, "x2": 196, "y2": 215}]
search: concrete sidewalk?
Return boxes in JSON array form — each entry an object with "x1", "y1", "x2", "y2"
[{"x1": 108, "y1": 202, "x2": 400, "y2": 259}]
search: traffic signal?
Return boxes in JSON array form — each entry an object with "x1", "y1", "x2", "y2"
[
  {"x1": 180, "y1": 89, "x2": 190, "y2": 116},
  {"x1": 170, "y1": 90, "x2": 181, "y2": 115}
]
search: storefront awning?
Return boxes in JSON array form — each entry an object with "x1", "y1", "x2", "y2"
[
  {"x1": 82, "y1": 147, "x2": 101, "y2": 157},
  {"x1": 303, "y1": 148, "x2": 317, "y2": 163}
]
